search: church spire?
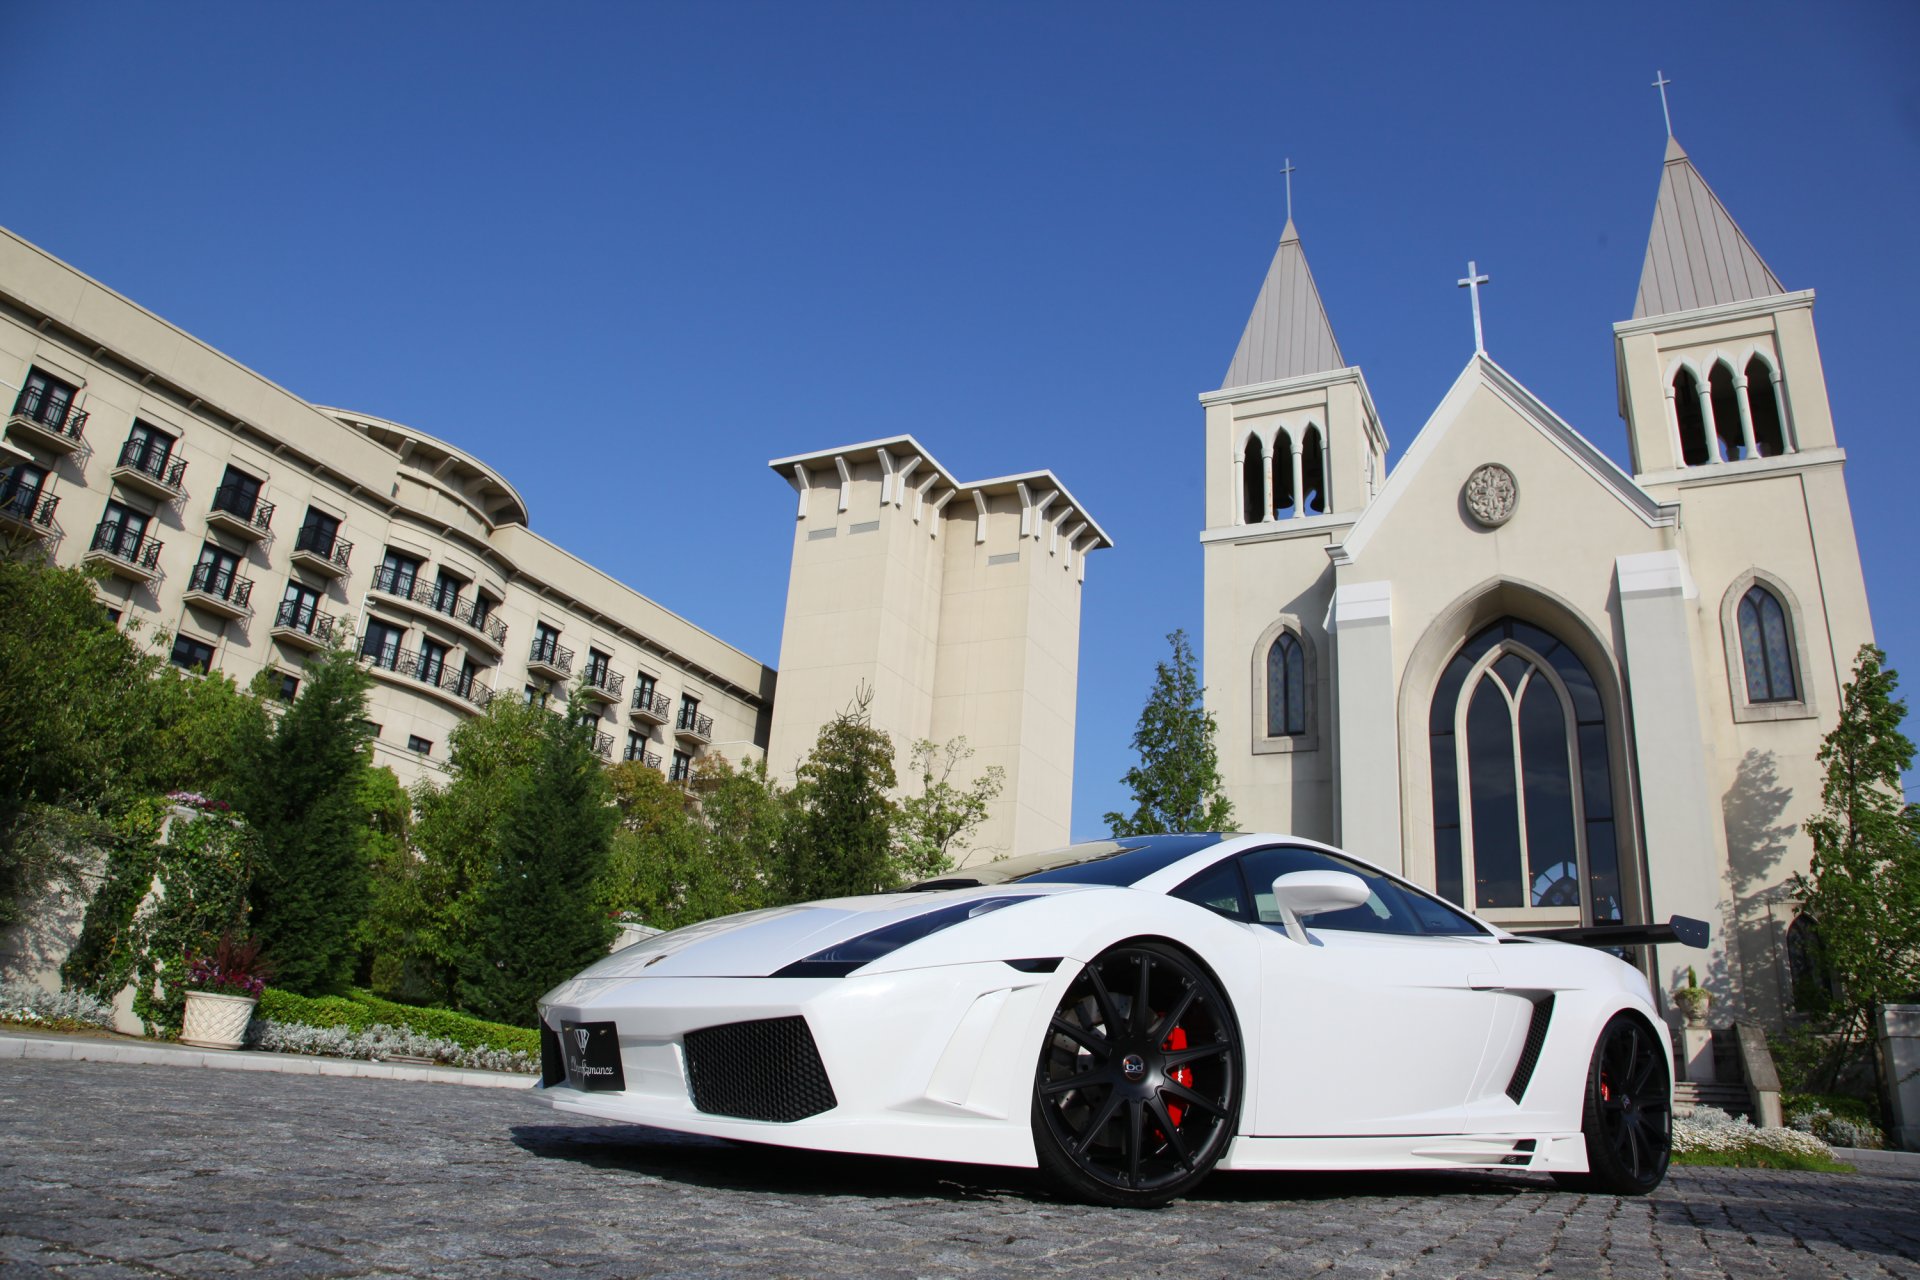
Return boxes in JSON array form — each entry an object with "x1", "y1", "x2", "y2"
[
  {"x1": 1633, "y1": 135, "x2": 1785, "y2": 319},
  {"x1": 1222, "y1": 218, "x2": 1345, "y2": 390}
]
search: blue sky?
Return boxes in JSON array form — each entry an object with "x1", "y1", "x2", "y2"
[{"x1": 7, "y1": 2, "x2": 1917, "y2": 825}]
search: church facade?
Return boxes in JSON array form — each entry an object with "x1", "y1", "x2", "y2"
[{"x1": 1199, "y1": 135, "x2": 1874, "y2": 1027}]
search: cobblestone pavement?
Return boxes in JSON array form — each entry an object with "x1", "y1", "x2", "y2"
[{"x1": 2, "y1": 1060, "x2": 1916, "y2": 1280}]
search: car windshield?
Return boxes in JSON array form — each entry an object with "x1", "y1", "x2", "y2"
[{"x1": 910, "y1": 833, "x2": 1229, "y2": 889}]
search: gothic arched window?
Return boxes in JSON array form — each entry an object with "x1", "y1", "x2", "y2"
[
  {"x1": 1428, "y1": 618, "x2": 1622, "y2": 922},
  {"x1": 1302, "y1": 425, "x2": 1327, "y2": 515},
  {"x1": 1242, "y1": 434, "x2": 1266, "y2": 525},
  {"x1": 1267, "y1": 632, "x2": 1306, "y2": 736},
  {"x1": 1673, "y1": 367, "x2": 1710, "y2": 466},
  {"x1": 1746, "y1": 355, "x2": 1787, "y2": 457},
  {"x1": 1709, "y1": 361, "x2": 1744, "y2": 461},
  {"x1": 1272, "y1": 428, "x2": 1295, "y2": 518},
  {"x1": 1738, "y1": 584, "x2": 1798, "y2": 703}
]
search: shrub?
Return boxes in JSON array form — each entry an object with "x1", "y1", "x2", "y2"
[
  {"x1": 1672, "y1": 1107, "x2": 1852, "y2": 1171},
  {"x1": 248, "y1": 1018, "x2": 536, "y2": 1074},
  {"x1": 1784, "y1": 1092, "x2": 1887, "y2": 1150},
  {"x1": 256, "y1": 987, "x2": 538, "y2": 1058},
  {"x1": 0, "y1": 981, "x2": 116, "y2": 1032}
]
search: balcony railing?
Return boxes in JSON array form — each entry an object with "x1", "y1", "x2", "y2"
[
  {"x1": 89, "y1": 521, "x2": 163, "y2": 572},
  {"x1": 10, "y1": 384, "x2": 87, "y2": 445},
  {"x1": 675, "y1": 708, "x2": 715, "y2": 741},
  {"x1": 0, "y1": 488, "x2": 57, "y2": 529},
  {"x1": 114, "y1": 439, "x2": 188, "y2": 493},
  {"x1": 187, "y1": 561, "x2": 253, "y2": 609},
  {"x1": 368, "y1": 566, "x2": 507, "y2": 646},
  {"x1": 582, "y1": 666, "x2": 625, "y2": 700},
  {"x1": 273, "y1": 599, "x2": 336, "y2": 645},
  {"x1": 591, "y1": 732, "x2": 614, "y2": 759},
  {"x1": 292, "y1": 525, "x2": 352, "y2": 572},
  {"x1": 209, "y1": 483, "x2": 274, "y2": 535},
  {"x1": 529, "y1": 637, "x2": 574, "y2": 677},
  {"x1": 362, "y1": 642, "x2": 494, "y2": 710},
  {"x1": 669, "y1": 757, "x2": 693, "y2": 784},
  {"x1": 630, "y1": 689, "x2": 671, "y2": 721},
  {"x1": 622, "y1": 745, "x2": 663, "y2": 768}
]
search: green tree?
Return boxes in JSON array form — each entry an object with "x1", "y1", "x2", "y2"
[
  {"x1": 230, "y1": 642, "x2": 375, "y2": 994},
  {"x1": 892, "y1": 737, "x2": 1005, "y2": 881},
  {"x1": 456, "y1": 691, "x2": 617, "y2": 1025},
  {"x1": 1791, "y1": 644, "x2": 1920, "y2": 1091},
  {"x1": 1104, "y1": 629, "x2": 1235, "y2": 836},
  {"x1": 355, "y1": 766, "x2": 420, "y2": 997},
  {"x1": 599, "y1": 754, "x2": 787, "y2": 931},
  {"x1": 777, "y1": 689, "x2": 898, "y2": 900}
]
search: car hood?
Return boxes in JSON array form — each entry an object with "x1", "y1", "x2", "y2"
[{"x1": 563, "y1": 884, "x2": 1083, "y2": 982}]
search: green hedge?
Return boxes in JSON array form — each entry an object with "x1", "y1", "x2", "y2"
[{"x1": 258, "y1": 988, "x2": 540, "y2": 1057}]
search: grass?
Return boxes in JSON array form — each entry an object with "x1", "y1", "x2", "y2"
[{"x1": 1673, "y1": 1148, "x2": 1855, "y2": 1173}]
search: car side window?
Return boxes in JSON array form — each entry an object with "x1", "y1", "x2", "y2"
[
  {"x1": 1171, "y1": 859, "x2": 1248, "y2": 921},
  {"x1": 1237, "y1": 846, "x2": 1423, "y2": 936}
]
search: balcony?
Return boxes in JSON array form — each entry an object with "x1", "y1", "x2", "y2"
[
  {"x1": 591, "y1": 732, "x2": 615, "y2": 760},
  {"x1": 7, "y1": 385, "x2": 86, "y2": 454},
  {"x1": 290, "y1": 526, "x2": 352, "y2": 577},
  {"x1": 527, "y1": 638, "x2": 573, "y2": 682},
  {"x1": 674, "y1": 708, "x2": 715, "y2": 745},
  {"x1": 621, "y1": 745, "x2": 663, "y2": 769},
  {"x1": 581, "y1": 666, "x2": 625, "y2": 704},
  {"x1": 368, "y1": 567, "x2": 506, "y2": 651},
  {"x1": 183, "y1": 562, "x2": 254, "y2": 619},
  {"x1": 629, "y1": 689, "x2": 671, "y2": 724},
  {"x1": 0, "y1": 489, "x2": 57, "y2": 536},
  {"x1": 110, "y1": 439, "x2": 188, "y2": 501},
  {"x1": 84, "y1": 522, "x2": 163, "y2": 582},
  {"x1": 363, "y1": 643, "x2": 494, "y2": 712},
  {"x1": 206, "y1": 484, "x2": 274, "y2": 540},
  {"x1": 271, "y1": 599, "x2": 336, "y2": 651}
]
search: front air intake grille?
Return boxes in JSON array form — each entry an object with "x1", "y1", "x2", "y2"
[
  {"x1": 683, "y1": 1016, "x2": 838, "y2": 1122},
  {"x1": 1505, "y1": 994, "x2": 1556, "y2": 1102}
]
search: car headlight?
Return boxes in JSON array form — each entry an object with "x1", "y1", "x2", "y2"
[{"x1": 773, "y1": 897, "x2": 1027, "y2": 977}]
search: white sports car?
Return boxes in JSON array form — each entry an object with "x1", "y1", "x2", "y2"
[{"x1": 535, "y1": 833, "x2": 1694, "y2": 1207}]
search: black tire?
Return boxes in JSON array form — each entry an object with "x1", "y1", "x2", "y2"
[
  {"x1": 1031, "y1": 941, "x2": 1241, "y2": 1208},
  {"x1": 1553, "y1": 1011, "x2": 1671, "y2": 1195}
]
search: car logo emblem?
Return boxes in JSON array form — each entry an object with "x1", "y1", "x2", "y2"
[
  {"x1": 575, "y1": 1028, "x2": 591, "y2": 1053},
  {"x1": 1121, "y1": 1053, "x2": 1146, "y2": 1081}
]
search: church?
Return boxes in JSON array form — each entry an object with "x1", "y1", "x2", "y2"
[{"x1": 1198, "y1": 130, "x2": 1873, "y2": 1028}]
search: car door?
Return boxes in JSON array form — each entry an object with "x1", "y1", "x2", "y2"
[{"x1": 1233, "y1": 845, "x2": 1510, "y2": 1137}]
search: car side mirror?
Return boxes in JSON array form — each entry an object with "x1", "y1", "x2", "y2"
[{"x1": 1271, "y1": 870, "x2": 1370, "y2": 944}]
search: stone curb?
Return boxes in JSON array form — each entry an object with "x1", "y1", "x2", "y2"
[
  {"x1": 1831, "y1": 1146, "x2": 1920, "y2": 1179},
  {"x1": 0, "y1": 1028, "x2": 536, "y2": 1090}
]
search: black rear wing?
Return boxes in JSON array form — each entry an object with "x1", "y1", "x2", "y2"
[{"x1": 1510, "y1": 915, "x2": 1710, "y2": 950}]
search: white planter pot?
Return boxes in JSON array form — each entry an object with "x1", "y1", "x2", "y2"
[{"x1": 180, "y1": 990, "x2": 258, "y2": 1050}]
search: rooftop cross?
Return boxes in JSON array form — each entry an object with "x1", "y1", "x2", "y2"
[
  {"x1": 1457, "y1": 260, "x2": 1490, "y2": 355},
  {"x1": 1652, "y1": 70, "x2": 1674, "y2": 138},
  {"x1": 1280, "y1": 157, "x2": 1297, "y2": 223}
]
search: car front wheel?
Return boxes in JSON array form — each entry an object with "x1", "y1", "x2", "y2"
[
  {"x1": 1556, "y1": 1011, "x2": 1671, "y2": 1195},
  {"x1": 1031, "y1": 941, "x2": 1241, "y2": 1208}
]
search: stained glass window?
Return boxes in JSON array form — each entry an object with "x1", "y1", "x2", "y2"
[
  {"x1": 1266, "y1": 633, "x2": 1305, "y2": 736},
  {"x1": 1737, "y1": 585, "x2": 1797, "y2": 703}
]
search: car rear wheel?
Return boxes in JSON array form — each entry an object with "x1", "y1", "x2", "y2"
[
  {"x1": 1031, "y1": 941, "x2": 1241, "y2": 1208},
  {"x1": 1554, "y1": 1011, "x2": 1671, "y2": 1195}
]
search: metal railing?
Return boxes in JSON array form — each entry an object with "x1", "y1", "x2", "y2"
[
  {"x1": 187, "y1": 561, "x2": 253, "y2": 608},
  {"x1": 273, "y1": 598, "x2": 336, "y2": 642},
  {"x1": 11, "y1": 383, "x2": 87, "y2": 441},
  {"x1": 622, "y1": 744, "x2": 663, "y2": 767},
  {"x1": 368, "y1": 566, "x2": 506, "y2": 645},
  {"x1": 630, "y1": 689, "x2": 671, "y2": 719},
  {"x1": 210, "y1": 483, "x2": 274, "y2": 532},
  {"x1": 669, "y1": 756, "x2": 693, "y2": 783},
  {"x1": 293, "y1": 524, "x2": 352, "y2": 570},
  {"x1": 89, "y1": 521, "x2": 163, "y2": 571},
  {"x1": 0, "y1": 488, "x2": 56, "y2": 527},
  {"x1": 361, "y1": 641, "x2": 494, "y2": 709},
  {"x1": 591, "y1": 732, "x2": 614, "y2": 759},
  {"x1": 676, "y1": 707, "x2": 715, "y2": 739},
  {"x1": 529, "y1": 637, "x2": 574, "y2": 675},
  {"x1": 115, "y1": 438, "x2": 188, "y2": 490},
  {"x1": 583, "y1": 665, "x2": 625, "y2": 699}
]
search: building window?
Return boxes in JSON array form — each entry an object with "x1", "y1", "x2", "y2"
[
  {"x1": 123, "y1": 420, "x2": 177, "y2": 477},
  {"x1": 362, "y1": 720, "x2": 382, "y2": 740},
  {"x1": 524, "y1": 684, "x2": 546, "y2": 706},
  {"x1": 1301, "y1": 424, "x2": 1327, "y2": 514},
  {"x1": 0, "y1": 461, "x2": 48, "y2": 522},
  {"x1": 1673, "y1": 367, "x2": 1710, "y2": 466},
  {"x1": 1266, "y1": 633, "x2": 1306, "y2": 736},
  {"x1": 1746, "y1": 355, "x2": 1788, "y2": 456},
  {"x1": 279, "y1": 581, "x2": 322, "y2": 633},
  {"x1": 99, "y1": 500, "x2": 150, "y2": 555},
  {"x1": 624, "y1": 730, "x2": 648, "y2": 762},
  {"x1": 1241, "y1": 434, "x2": 1265, "y2": 524},
  {"x1": 431, "y1": 568, "x2": 464, "y2": 615},
  {"x1": 170, "y1": 634, "x2": 214, "y2": 674},
  {"x1": 417, "y1": 637, "x2": 449, "y2": 686},
  {"x1": 16, "y1": 367, "x2": 78, "y2": 430},
  {"x1": 297, "y1": 508, "x2": 341, "y2": 557},
  {"x1": 532, "y1": 620, "x2": 561, "y2": 664},
  {"x1": 677, "y1": 694, "x2": 701, "y2": 733},
  {"x1": 1737, "y1": 585, "x2": 1798, "y2": 703},
  {"x1": 670, "y1": 750, "x2": 693, "y2": 783},
  {"x1": 1719, "y1": 572, "x2": 1814, "y2": 723},
  {"x1": 193, "y1": 543, "x2": 242, "y2": 600},
  {"x1": 378, "y1": 548, "x2": 423, "y2": 598},
  {"x1": 361, "y1": 619, "x2": 405, "y2": 669},
  {"x1": 277, "y1": 672, "x2": 300, "y2": 701},
  {"x1": 1251, "y1": 616, "x2": 1316, "y2": 754},
  {"x1": 1272, "y1": 427, "x2": 1295, "y2": 516},
  {"x1": 634, "y1": 672, "x2": 657, "y2": 704},
  {"x1": 407, "y1": 735, "x2": 433, "y2": 756},
  {"x1": 212, "y1": 465, "x2": 263, "y2": 521},
  {"x1": 1428, "y1": 618, "x2": 1622, "y2": 923}
]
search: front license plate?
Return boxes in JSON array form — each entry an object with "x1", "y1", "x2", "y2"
[{"x1": 560, "y1": 1020, "x2": 626, "y2": 1092}]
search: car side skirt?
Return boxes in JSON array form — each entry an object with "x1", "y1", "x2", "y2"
[{"x1": 1215, "y1": 1131, "x2": 1590, "y2": 1174}]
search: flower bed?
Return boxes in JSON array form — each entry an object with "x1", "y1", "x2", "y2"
[
  {"x1": 1673, "y1": 1106, "x2": 1853, "y2": 1171},
  {"x1": 247, "y1": 1019, "x2": 536, "y2": 1074},
  {"x1": 249, "y1": 987, "x2": 539, "y2": 1073},
  {"x1": 0, "y1": 981, "x2": 116, "y2": 1033}
]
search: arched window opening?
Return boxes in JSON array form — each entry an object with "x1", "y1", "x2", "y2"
[
  {"x1": 1746, "y1": 356, "x2": 1787, "y2": 456},
  {"x1": 1673, "y1": 368, "x2": 1710, "y2": 466},
  {"x1": 1266, "y1": 632, "x2": 1306, "y2": 736},
  {"x1": 1241, "y1": 435, "x2": 1266, "y2": 524},
  {"x1": 1271, "y1": 428, "x2": 1296, "y2": 518},
  {"x1": 1709, "y1": 361, "x2": 1744, "y2": 461},
  {"x1": 1786, "y1": 913, "x2": 1832, "y2": 1012},
  {"x1": 1428, "y1": 618, "x2": 1622, "y2": 922},
  {"x1": 1302, "y1": 425, "x2": 1327, "y2": 515},
  {"x1": 1737, "y1": 584, "x2": 1798, "y2": 703}
]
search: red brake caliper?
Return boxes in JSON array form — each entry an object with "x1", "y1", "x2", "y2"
[{"x1": 1163, "y1": 1025, "x2": 1193, "y2": 1128}]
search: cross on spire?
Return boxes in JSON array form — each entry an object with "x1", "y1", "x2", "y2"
[
  {"x1": 1652, "y1": 70, "x2": 1674, "y2": 138},
  {"x1": 1457, "y1": 261, "x2": 1490, "y2": 355},
  {"x1": 1280, "y1": 157, "x2": 1296, "y2": 223}
]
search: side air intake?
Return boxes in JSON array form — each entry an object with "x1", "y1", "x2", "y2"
[
  {"x1": 1504, "y1": 995, "x2": 1555, "y2": 1103},
  {"x1": 683, "y1": 1016, "x2": 838, "y2": 1122}
]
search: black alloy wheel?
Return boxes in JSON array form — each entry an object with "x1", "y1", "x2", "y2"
[
  {"x1": 1031, "y1": 941, "x2": 1241, "y2": 1208},
  {"x1": 1556, "y1": 1011, "x2": 1671, "y2": 1195}
]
